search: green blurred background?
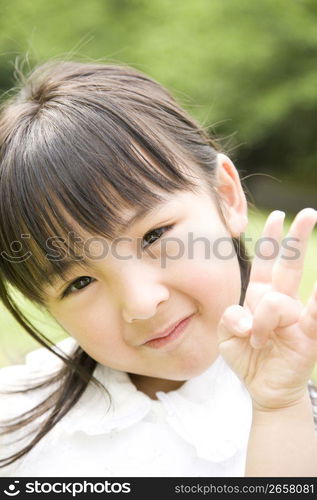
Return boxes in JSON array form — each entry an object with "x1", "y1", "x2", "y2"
[{"x1": 0, "y1": 0, "x2": 316, "y2": 380}]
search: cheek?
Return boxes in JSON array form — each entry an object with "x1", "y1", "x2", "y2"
[
  {"x1": 51, "y1": 305, "x2": 121, "y2": 355},
  {"x1": 181, "y1": 251, "x2": 242, "y2": 317},
  {"x1": 61, "y1": 315, "x2": 127, "y2": 365},
  {"x1": 163, "y1": 226, "x2": 241, "y2": 308}
]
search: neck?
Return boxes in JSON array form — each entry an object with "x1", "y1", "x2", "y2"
[{"x1": 128, "y1": 373, "x2": 185, "y2": 400}]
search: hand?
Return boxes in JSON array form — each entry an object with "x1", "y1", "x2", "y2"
[{"x1": 217, "y1": 208, "x2": 317, "y2": 411}]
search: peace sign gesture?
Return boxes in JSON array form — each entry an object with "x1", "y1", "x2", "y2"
[{"x1": 217, "y1": 208, "x2": 317, "y2": 411}]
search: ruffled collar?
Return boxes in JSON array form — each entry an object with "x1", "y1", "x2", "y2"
[
  {"x1": 155, "y1": 357, "x2": 252, "y2": 461},
  {"x1": 42, "y1": 337, "x2": 252, "y2": 463}
]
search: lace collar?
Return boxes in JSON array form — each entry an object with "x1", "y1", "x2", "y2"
[{"x1": 36, "y1": 337, "x2": 253, "y2": 462}]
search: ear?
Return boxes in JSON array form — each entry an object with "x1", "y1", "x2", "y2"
[{"x1": 215, "y1": 153, "x2": 248, "y2": 237}]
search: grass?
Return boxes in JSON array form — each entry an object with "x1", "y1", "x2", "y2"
[{"x1": 0, "y1": 208, "x2": 316, "y2": 382}]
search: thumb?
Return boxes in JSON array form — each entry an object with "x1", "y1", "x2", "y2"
[{"x1": 217, "y1": 304, "x2": 253, "y2": 343}]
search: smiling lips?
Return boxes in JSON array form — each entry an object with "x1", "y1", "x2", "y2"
[{"x1": 143, "y1": 313, "x2": 195, "y2": 349}]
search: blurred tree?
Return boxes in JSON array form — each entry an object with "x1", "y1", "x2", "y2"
[{"x1": 0, "y1": 0, "x2": 316, "y2": 186}]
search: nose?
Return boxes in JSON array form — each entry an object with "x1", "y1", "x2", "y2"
[{"x1": 119, "y1": 264, "x2": 170, "y2": 323}]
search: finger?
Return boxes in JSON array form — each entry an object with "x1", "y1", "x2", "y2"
[
  {"x1": 272, "y1": 208, "x2": 317, "y2": 297},
  {"x1": 249, "y1": 210, "x2": 285, "y2": 285},
  {"x1": 250, "y1": 291, "x2": 302, "y2": 349},
  {"x1": 298, "y1": 283, "x2": 317, "y2": 340},
  {"x1": 217, "y1": 304, "x2": 253, "y2": 343}
]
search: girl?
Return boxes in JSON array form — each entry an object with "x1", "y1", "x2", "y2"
[{"x1": 0, "y1": 61, "x2": 316, "y2": 477}]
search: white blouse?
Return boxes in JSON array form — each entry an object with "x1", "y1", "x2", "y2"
[{"x1": 0, "y1": 337, "x2": 254, "y2": 477}]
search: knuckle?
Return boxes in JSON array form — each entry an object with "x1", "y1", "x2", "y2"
[
  {"x1": 262, "y1": 291, "x2": 283, "y2": 312},
  {"x1": 299, "y1": 314, "x2": 315, "y2": 333},
  {"x1": 250, "y1": 318, "x2": 264, "y2": 339},
  {"x1": 307, "y1": 305, "x2": 317, "y2": 322},
  {"x1": 223, "y1": 304, "x2": 243, "y2": 321}
]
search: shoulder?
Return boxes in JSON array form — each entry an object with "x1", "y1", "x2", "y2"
[
  {"x1": 0, "y1": 336, "x2": 78, "y2": 410},
  {"x1": 0, "y1": 336, "x2": 77, "y2": 409},
  {"x1": 0, "y1": 337, "x2": 77, "y2": 385},
  {"x1": 0, "y1": 337, "x2": 78, "y2": 477},
  {"x1": 0, "y1": 338, "x2": 78, "y2": 423}
]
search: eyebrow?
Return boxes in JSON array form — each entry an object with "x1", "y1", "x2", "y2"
[
  {"x1": 117, "y1": 200, "x2": 167, "y2": 232},
  {"x1": 45, "y1": 259, "x2": 89, "y2": 284}
]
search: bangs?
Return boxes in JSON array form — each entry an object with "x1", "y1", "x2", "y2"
[{"x1": 0, "y1": 94, "x2": 200, "y2": 303}]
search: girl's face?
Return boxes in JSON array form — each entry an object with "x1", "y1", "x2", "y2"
[{"x1": 45, "y1": 155, "x2": 248, "y2": 391}]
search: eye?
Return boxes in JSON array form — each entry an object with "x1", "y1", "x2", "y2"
[
  {"x1": 62, "y1": 276, "x2": 95, "y2": 298},
  {"x1": 142, "y1": 225, "x2": 174, "y2": 249},
  {"x1": 59, "y1": 225, "x2": 174, "y2": 298}
]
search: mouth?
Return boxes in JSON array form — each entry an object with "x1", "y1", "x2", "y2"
[{"x1": 143, "y1": 313, "x2": 195, "y2": 349}]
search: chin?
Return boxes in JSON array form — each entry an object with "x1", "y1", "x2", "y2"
[{"x1": 163, "y1": 351, "x2": 219, "y2": 381}]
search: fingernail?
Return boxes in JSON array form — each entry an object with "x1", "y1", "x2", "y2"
[
  {"x1": 236, "y1": 316, "x2": 253, "y2": 333},
  {"x1": 272, "y1": 210, "x2": 285, "y2": 219},
  {"x1": 302, "y1": 208, "x2": 317, "y2": 218},
  {"x1": 250, "y1": 335, "x2": 262, "y2": 349}
]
